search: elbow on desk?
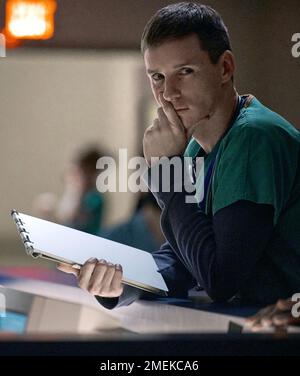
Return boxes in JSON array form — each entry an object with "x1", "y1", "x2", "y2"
[{"x1": 201, "y1": 280, "x2": 238, "y2": 303}]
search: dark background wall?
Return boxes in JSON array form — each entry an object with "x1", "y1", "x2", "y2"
[{"x1": 1, "y1": 0, "x2": 299, "y2": 127}]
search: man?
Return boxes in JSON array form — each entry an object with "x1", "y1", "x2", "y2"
[{"x1": 58, "y1": 2, "x2": 300, "y2": 309}]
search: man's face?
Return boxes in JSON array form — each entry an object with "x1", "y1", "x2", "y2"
[{"x1": 144, "y1": 33, "x2": 225, "y2": 138}]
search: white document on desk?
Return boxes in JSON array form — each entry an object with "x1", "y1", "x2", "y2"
[{"x1": 11, "y1": 211, "x2": 168, "y2": 295}]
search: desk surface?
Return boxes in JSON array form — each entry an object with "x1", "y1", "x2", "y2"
[
  {"x1": 0, "y1": 275, "x2": 253, "y2": 334},
  {"x1": 1, "y1": 273, "x2": 300, "y2": 356}
]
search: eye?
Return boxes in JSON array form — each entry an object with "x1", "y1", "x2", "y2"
[
  {"x1": 180, "y1": 67, "x2": 194, "y2": 75},
  {"x1": 151, "y1": 73, "x2": 164, "y2": 82}
]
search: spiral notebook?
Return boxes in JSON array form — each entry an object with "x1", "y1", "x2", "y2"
[{"x1": 11, "y1": 210, "x2": 168, "y2": 296}]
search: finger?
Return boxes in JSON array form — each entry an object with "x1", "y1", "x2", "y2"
[
  {"x1": 259, "y1": 305, "x2": 280, "y2": 327},
  {"x1": 245, "y1": 317, "x2": 261, "y2": 328},
  {"x1": 97, "y1": 263, "x2": 117, "y2": 296},
  {"x1": 159, "y1": 93, "x2": 183, "y2": 129},
  {"x1": 156, "y1": 107, "x2": 177, "y2": 134},
  {"x1": 245, "y1": 305, "x2": 276, "y2": 328},
  {"x1": 57, "y1": 263, "x2": 73, "y2": 273},
  {"x1": 272, "y1": 313, "x2": 300, "y2": 327},
  {"x1": 87, "y1": 259, "x2": 108, "y2": 295},
  {"x1": 245, "y1": 306, "x2": 271, "y2": 325},
  {"x1": 276, "y1": 298, "x2": 294, "y2": 311},
  {"x1": 57, "y1": 263, "x2": 79, "y2": 277},
  {"x1": 249, "y1": 304, "x2": 286, "y2": 330},
  {"x1": 157, "y1": 107, "x2": 168, "y2": 126},
  {"x1": 78, "y1": 258, "x2": 98, "y2": 290},
  {"x1": 152, "y1": 118, "x2": 160, "y2": 130},
  {"x1": 249, "y1": 323, "x2": 265, "y2": 332},
  {"x1": 110, "y1": 264, "x2": 124, "y2": 296}
]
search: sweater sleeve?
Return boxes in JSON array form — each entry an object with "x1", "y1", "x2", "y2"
[
  {"x1": 149, "y1": 158, "x2": 274, "y2": 301},
  {"x1": 142, "y1": 157, "x2": 275, "y2": 301}
]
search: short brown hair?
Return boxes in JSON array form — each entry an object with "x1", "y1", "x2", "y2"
[{"x1": 141, "y1": 2, "x2": 231, "y2": 64}]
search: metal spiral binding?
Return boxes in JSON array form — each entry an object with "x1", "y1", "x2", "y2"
[{"x1": 11, "y1": 209, "x2": 36, "y2": 257}]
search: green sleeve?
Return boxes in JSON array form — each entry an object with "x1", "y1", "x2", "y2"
[{"x1": 212, "y1": 125, "x2": 298, "y2": 225}]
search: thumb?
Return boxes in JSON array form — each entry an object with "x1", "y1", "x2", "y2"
[{"x1": 57, "y1": 263, "x2": 79, "y2": 277}]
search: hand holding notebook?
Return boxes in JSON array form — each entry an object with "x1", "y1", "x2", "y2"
[
  {"x1": 56, "y1": 259, "x2": 124, "y2": 298},
  {"x1": 11, "y1": 210, "x2": 168, "y2": 296}
]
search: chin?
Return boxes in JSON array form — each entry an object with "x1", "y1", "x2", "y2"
[
  {"x1": 181, "y1": 117, "x2": 195, "y2": 128},
  {"x1": 185, "y1": 119, "x2": 204, "y2": 138}
]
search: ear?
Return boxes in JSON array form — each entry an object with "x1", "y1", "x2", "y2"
[{"x1": 219, "y1": 50, "x2": 235, "y2": 84}]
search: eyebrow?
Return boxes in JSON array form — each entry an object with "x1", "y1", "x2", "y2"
[{"x1": 146, "y1": 61, "x2": 199, "y2": 74}]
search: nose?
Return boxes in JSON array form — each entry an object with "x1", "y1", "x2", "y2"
[{"x1": 162, "y1": 76, "x2": 181, "y2": 102}]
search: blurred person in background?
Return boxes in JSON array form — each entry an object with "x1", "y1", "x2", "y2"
[{"x1": 33, "y1": 146, "x2": 106, "y2": 235}]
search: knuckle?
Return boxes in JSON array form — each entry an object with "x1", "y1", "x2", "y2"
[
  {"x1": 103, "y1": 289, "x2": 116, "y2": 298},
  {"x1": 153, "y1": 118, "x2": 160, "y2": 127},
  {"x1": 87, "y1": 280, "x2": 101, "y2": 294},
  {"x1": 276, "y1": 299, "x2": 285, "y2": 308},
  {"x1": 87, "y1": 285, "x2": 96, "y2": 294},
  {"x1": 78, "y1": 279, "x2": 86, "y2": 290},
  {"x1": 97, "y1": 286, "x2": 106, "y2": 296},
  {"x1": 100, "y1": 291, "x2": 112, "y2": 298},
  {"x1": 90, "y1": 287, "x2": 100, "y2": 295},
  {"x1": 84, "y1": 258, "x2": 97, "y2": 266},
  {"x1": 116, "y1": 285, "x2": 124, "y2": 296},
  {"x1": 145, "y1": 125, "x2": 154, "y2": 134}
]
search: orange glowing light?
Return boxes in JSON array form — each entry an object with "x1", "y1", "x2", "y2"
[{"x1": 5, "y1": 0, "x2": 57, "y2": 40}]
